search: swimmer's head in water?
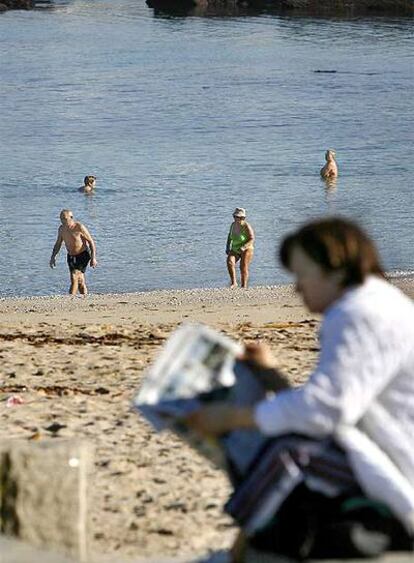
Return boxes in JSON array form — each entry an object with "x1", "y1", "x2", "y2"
[
  {"x1": 84, "y1": 175, "x2": 96, "y2": 187},
  {"x1": 325, "y1": 150, "x2": 336, "y2": 161},
  {"x1": 60, "y1": 209, "x2": 74, "y2": 225}
]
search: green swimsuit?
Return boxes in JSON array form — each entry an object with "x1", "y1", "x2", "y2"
[{"x1": 228, "y1": 223, "x2": 251, "y2": 255}]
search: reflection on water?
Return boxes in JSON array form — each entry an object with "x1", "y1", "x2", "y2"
[
  {"x1": 33, "y1": 0, "x2": 72, "y2": 9},
  {"x1": 323, "y1": 178, "x2": 338, "y2": 213},
  {"x1": 0, "y1": 1, "x2": 413, "y2": 297},
  {"x1": 323, "y1": 177, "x2": 338, "y2": 193},
  {"x1": 151, "y1": 5, "x2": 255, "y2": 18}
]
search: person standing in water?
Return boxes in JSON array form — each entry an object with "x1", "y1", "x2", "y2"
[
  {"x1": 49, "y1": 209, "x2": 97, "y2": 295},
  {"x1": 320, "y1": 149, "x2": 338, "y2": 179},
  {"x1": 78, "y1": 175, "x2": 97, "y2": 194},
  {"x1": 226, "y1": 207, "x2": 255, "y2": 289}
]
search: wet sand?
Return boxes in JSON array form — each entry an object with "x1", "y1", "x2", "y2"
[{"x1": 0, "y1": 280, "x2": 413, "y2": 561}]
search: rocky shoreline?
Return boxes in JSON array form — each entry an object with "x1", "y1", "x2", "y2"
[
  {"x1": 147, "y1": 0, "x2": 414, "y2": 16},
  {"x1": 258, "y1": 0, "x2": 413, "y2": 12},
  {"x1": 1, "y1": 0, "x2": 413, "y2": 14},
  {"x1": 0, "y1": 0, "x2": 33, "y2": 12}
]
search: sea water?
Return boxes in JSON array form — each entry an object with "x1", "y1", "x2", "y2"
[{"x1": 0, "y1": 0, "x2": 413, "y2": 296}]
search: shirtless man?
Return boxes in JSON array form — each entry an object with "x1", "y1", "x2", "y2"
[
  {"x1": 49, "y1": 209, "x2": 97, "y2": 295},
  {"x1": 78, "y1": 175, "x2": 96, "y2": 194},
  {"x1": 320, "y1": 149, "x2": 338, "y2": 179}
]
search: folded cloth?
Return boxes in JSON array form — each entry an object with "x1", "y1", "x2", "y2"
[
  {"x1": 226, "y1": 434, "x2": 414, "y2": 560},
  {"x1": 196, "y1": 551, "x2": 231, "y2": 563},
  {"x1": 226, "y1": 434, "x2": 358, "y2": 535}
]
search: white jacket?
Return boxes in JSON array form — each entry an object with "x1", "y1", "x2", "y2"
[{"x1": 254, "y1": 276, "x2": 414, "y2": 531}]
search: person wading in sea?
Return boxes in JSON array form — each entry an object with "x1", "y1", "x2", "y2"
[
  {"x1": 320, "y1": 149, "x2": 338, "y2": 180},
  {"x1": 49, "y1": 209, "x2": 97, "y2": 295},
  {"x1": 226, "y1": 207, "x2": 255, "y2": 289},
  {"x1": 78, "y1": 175, "x2": 97, "y2": 194}
]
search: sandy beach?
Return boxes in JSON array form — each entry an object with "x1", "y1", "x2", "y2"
[{"x1": 1, "y1": 279, "x2": 413, "y2": 561}]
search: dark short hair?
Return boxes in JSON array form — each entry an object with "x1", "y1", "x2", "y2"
[
  {"x1": 279, "y1": 217, "x2": 385, "y2": 288},
  {"x1": 84, "y1": 175, "x2": 96, "y2": 185}
]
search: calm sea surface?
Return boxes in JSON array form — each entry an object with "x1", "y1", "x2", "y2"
[{"x1": 0, "y1": 1, "x2": 413, "y2": 296}]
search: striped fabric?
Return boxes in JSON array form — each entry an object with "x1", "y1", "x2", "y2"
[{"x1": 225, "y1": 434, "x2": 359, "y2": 535}]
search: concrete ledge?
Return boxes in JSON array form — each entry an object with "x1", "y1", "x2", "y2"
[
  {"x1": 0, "y1": 535, "x2": 187, "y2": 563},
  {"x1": 0, "y1": 440, "x2": 92, "y2": 562},
  {"x1": 0, "y1": 535, "x2": 78, "y2": 563},
  {"x1": 0, "y1": 536, "x2": 412, "y2": 563}
]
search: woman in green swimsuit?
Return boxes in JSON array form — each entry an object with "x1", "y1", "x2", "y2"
[{"x1": 226, "y1": 207, "x2": 255, "y2": 289}]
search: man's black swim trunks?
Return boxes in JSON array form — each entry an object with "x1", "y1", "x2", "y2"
[{"x1": 67, "y1": 249, "x2": 91, "y2": 273}]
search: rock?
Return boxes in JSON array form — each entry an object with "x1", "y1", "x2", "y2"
[
  {"x1": 0, "y1": 439, "x2": 92, "y2": 562},
  {"x1": 0, "y1": 0, "x2": 34, "y2": 12},
  {"x1": 44, "y1": 422, "x2": 67, "y2": 434},
  {"x1": 279, "y1": 0, "x2": 413, "y2": 11},
  {"x1": 147, "y1": 0, "x2": 413, "y2": 16}
]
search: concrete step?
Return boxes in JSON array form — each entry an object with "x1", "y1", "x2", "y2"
[{"x1": 1, "y1": 536, "x2": 413, "y2": 563}]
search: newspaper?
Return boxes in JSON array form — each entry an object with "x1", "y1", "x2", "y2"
[{"x1": 133, "y1": 323, "x2": 269, "y2": 476}]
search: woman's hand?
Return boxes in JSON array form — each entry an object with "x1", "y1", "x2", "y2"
[
  {"x1": 242, "y1": 341, "x2": 277, "y2": 370},
  {"x1": 241, "y1": 342, "x2": 291, "y2": 392},
  {"x1": 185, "y1": 403, "x2": 255, "y2": 437}
]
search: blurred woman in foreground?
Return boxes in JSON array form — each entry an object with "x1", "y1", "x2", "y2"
[{"x1": 190, "y1": 217, "x2": 414, "y2": 562}]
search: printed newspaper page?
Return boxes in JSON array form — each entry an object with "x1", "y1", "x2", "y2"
[{"x1": 133, "y1": 323, "x2": 268, "y2": 474}]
